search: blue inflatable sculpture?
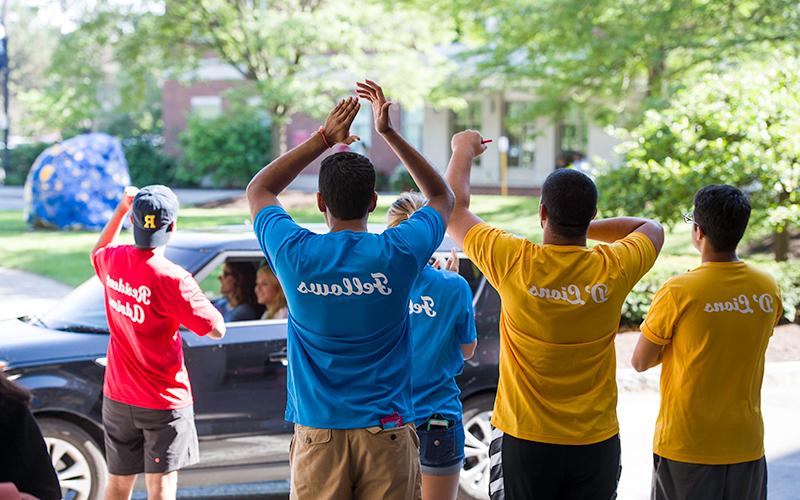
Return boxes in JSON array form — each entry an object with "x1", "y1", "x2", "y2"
[{"x1": 24, "y1": 133, "x2": 131, "y2": 230}]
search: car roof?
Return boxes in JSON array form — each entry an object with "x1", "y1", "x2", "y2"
[{"x1": 168, "y1": 224, "x2": 461, "y2": 254}]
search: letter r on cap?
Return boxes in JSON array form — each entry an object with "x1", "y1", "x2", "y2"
[{"x1": 144, "y1": 214, "x2": 156, "y2": 229}]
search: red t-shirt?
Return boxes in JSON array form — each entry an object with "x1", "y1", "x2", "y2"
[{"x1": 91, "y1": 245, "x2": 222, "y2": 410}]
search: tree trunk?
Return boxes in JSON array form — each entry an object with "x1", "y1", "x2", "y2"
[
  {"x1": 774, "y1": 190, "x2": 791, "y2": 261},
  {"x1": 270, "y1": 120, "x2": 288, "y2": 159},
  {"x1": 774, "y1": 228, "x2": 789, "y2": 262}
]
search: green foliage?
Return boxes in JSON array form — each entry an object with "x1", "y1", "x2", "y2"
[
  {"x1": 389, "y1": 165, "x2": 419, "y2": 192},
  {"x1": 414, "y1": 0, "x2": 800, "y2": 127},
  {"x1": 597, "y1": 57, "x2": 800, "y2": 253},
  {"x1": 3, "y1": 143, "x2": 54, "y2": 186},
  {"x1": 772, "y1": 263, "x2": 800, "y2": 323},
  {"x1": 123, "y1": 137, "x2": 177, "y2": 187},
  {"x1": 178, "y1": 110, "x2": 272, "y2": 188},
  {"x1": 621, "y1": 257, "x2": 800, "y2": 325}
]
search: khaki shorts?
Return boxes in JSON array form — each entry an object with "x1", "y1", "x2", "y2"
[{"x1": 290, "y1": 423, "x2": 421, "y2": 500}]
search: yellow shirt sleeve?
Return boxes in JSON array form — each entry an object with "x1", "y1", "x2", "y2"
[
  {"x1": 640, "y1": 284, "x2": 679, "y2": 346},
  {"x1": 463, "y1": 223, "x2": 526, "y2": 289},
  {"x1": 609, "y1": 232, "x2": 658, "y2": 289}
]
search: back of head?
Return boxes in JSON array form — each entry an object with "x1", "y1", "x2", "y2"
[
  {"x1": 541, "y1": 168, "x2": 598, "y2": 238},
  {"x1": 318, "y1": 152, "x2": 376, "y2": 220},
  {"x1": 131, "y1": 184, "x2": 179, "y2": 249},
  {"x1": 387, "y1": 191, "x2": 427, "y2": 228},
  {"x1": 227, "y1": 261, "x2": 259, "y2": 306},
  {"x1": 693, "y1": 184, "x2": 751, "y2": 252}
]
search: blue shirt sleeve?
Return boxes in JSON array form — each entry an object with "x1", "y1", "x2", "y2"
[
  {"x1": 253, "y1": 205, "x2": 307, "y2": 270},
  {"x1": 384, "y1": 206, "x2": 445, "y2": 272},
  {"x1": 456, "y1": 278, "x2": 477, "y2": 344}
]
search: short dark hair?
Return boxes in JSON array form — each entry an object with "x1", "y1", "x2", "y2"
[
  {"x1": 318, "y1": 152, "x2": 376, "y2": 220},
  {"x1": 693, "y1": 184, "x2": 751, "y2": 252},
  {"x1": 541, "y1": 168, "x2": 598, "y2": 237}
]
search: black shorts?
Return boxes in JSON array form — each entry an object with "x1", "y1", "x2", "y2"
[
  {"x1": 651, "y1": 454, "x2": 767, "y2": 500},
  {"x1": 102, "y1": 397, "x2": 199, "y2": 475},
  {"x1": 496, "y1": 432, "x2": 621, "y2": 500}
]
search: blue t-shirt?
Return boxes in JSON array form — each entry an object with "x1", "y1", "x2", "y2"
[
  {"x1": 409, "y1": 265, "x2": 477, "y2": 422},
  {"x1": 253, "y1": 205, "x2": 445, "y2": 429}
]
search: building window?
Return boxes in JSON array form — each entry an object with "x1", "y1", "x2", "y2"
[
  {"x1": 402, "y1": 105, "x2": 424, "y2": 150},
  {"x1": 557, "y1": 105, "x2": 588, "y2": 168},
  {"x1": 190, "y1": 96, "x2": 223, "y2": 119},
  {"x1": 348, "y1": 104, "x2": 372, "y2": 157},
  {"x1": 451, "y1": 101, "x2": 482, "y2": 165},
  {"x1": 503, "y1": 101, "x2": 537, "y2": 169}
]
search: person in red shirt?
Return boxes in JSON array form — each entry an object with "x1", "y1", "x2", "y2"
[{"x1": 90, "y1": 185, "x2": 225, "y2": 500}]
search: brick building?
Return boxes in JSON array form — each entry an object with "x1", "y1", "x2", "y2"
[{"x1": 163, "y1": 58, "x2": 622, "y2": 192}]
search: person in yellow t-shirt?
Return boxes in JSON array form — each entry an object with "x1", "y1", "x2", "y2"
[
  {"x1": 632, "y1": 185, "x2": 782, "y2": 500},
  {"x1": 444, "y1": 131, "x2": 665, "y2": 499}
]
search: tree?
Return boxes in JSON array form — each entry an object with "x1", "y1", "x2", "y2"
[
  {"x1": 148, "y1": 0, "x2": 455, "y2": 155},
  {"x1": 419, "y1": 0, "x2": 800, "y2": 126},
  {"x1": 596, "y1": 56, "x2": 800, "y2": 261},
  {"x1": 18, "y1": 4, "x2": 164, "y2": 137}
]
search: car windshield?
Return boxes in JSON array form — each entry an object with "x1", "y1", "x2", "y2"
[
  {"x1": 39, "y1": 277, "x2": 108, "y2": 332},
  {"x1": 36, "y1": 247, "x2": 202, "y2": 333}
]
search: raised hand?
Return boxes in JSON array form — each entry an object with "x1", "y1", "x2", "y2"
[
  {"x1": 323, "y1": 96, "x2": 361, "y2": 145},
  {"x1": 451, "y1": 130, "x2": 488, "y2": 158},
  {"x1": 444, "y1": 248, "x2": 459, "y2": 273},
  {"x1": 355, "y1": 79, "x2": 393, "y2": 134},
  {"x1": 122, "y1": 186, "x2": 139, "y2": 209}
]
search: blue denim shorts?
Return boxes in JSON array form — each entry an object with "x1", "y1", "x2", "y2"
[{"x1": 416, "y1": 416, "x2": 465, "y2": 476}]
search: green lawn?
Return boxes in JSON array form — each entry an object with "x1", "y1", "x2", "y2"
[{"x1": 0, "y1": 194, "x2": 702, "y2": 287}]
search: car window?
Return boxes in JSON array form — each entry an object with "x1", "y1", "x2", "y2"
[
  {"x1": 203, "y1": 258, "x2": 267, "y2": 323},
  {"x1": 459, "y1": 259, "x2": 484, "y2": 295},
  {"x1": 474, "y1": 280, "x2": 501, "y2": 340}
]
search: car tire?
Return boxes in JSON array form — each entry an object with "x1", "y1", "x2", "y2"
[
  {"x1": 458, "y1": 393, "x2": 495, "y2": 500},
  {"x1": 39, "y1": 418, "x2": 107, "y2": 500}
]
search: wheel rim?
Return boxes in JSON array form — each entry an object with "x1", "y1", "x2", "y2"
[
  {"x1": 460, "y1": 409, "x2": 493, "y2": 499},
  {"x1": 45, "y1": 437, "x2": 93, "y2": 500}
]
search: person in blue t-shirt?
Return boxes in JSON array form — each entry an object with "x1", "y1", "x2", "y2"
[
  {"x1": 245, "y1": 80, "x2": 454, "y2": 500},
  {"x1": 388, "y1": 192, "x2": 478, "y2": 500}
]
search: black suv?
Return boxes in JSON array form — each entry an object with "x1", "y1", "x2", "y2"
[{"x1": 0, "y1": 226, "x2": 500, "y2": 500}]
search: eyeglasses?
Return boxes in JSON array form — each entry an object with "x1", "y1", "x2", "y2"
[{"x1": 683, "y1": 212, "x2": 701, "y2": 230}]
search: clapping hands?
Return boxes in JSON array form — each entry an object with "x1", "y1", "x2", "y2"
[
  {"x1": 322, "y1": 97, "x2": 361, "y2": 145},
  {"x1": 356, "y1": 80, "x2": 393, "y2": 134}
]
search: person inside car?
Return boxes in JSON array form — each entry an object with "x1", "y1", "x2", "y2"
[
  {"x1": 387, "y1": 192, "x2": 477, "y2": 500},
  {"x1": 255, "y1": 264, "x2": 288, "y2": 320},
  {"x1": 91, "y1": 185, "x2": 225, "y2": 500},
  {"x1": 245, "y1": 80, "x2": 454, "y2": 500},
  {"x1": 214, "y1": 261, "x2": 264, "y2": 322},
  {"x1": 444, "y1": 132, "x2": 664, "y2": 500}
]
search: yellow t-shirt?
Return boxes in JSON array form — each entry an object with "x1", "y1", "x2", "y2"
[
  {"x1": 463, "y1": 223, "x2": 657, "y2": 444},
  {"x1": 641, "y1": 261, "x2": 783, "y2": 464}
]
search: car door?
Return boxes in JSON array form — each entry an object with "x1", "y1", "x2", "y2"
[{"x1": 181, "y1": 252, "x2": 292, "y2": 468}]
